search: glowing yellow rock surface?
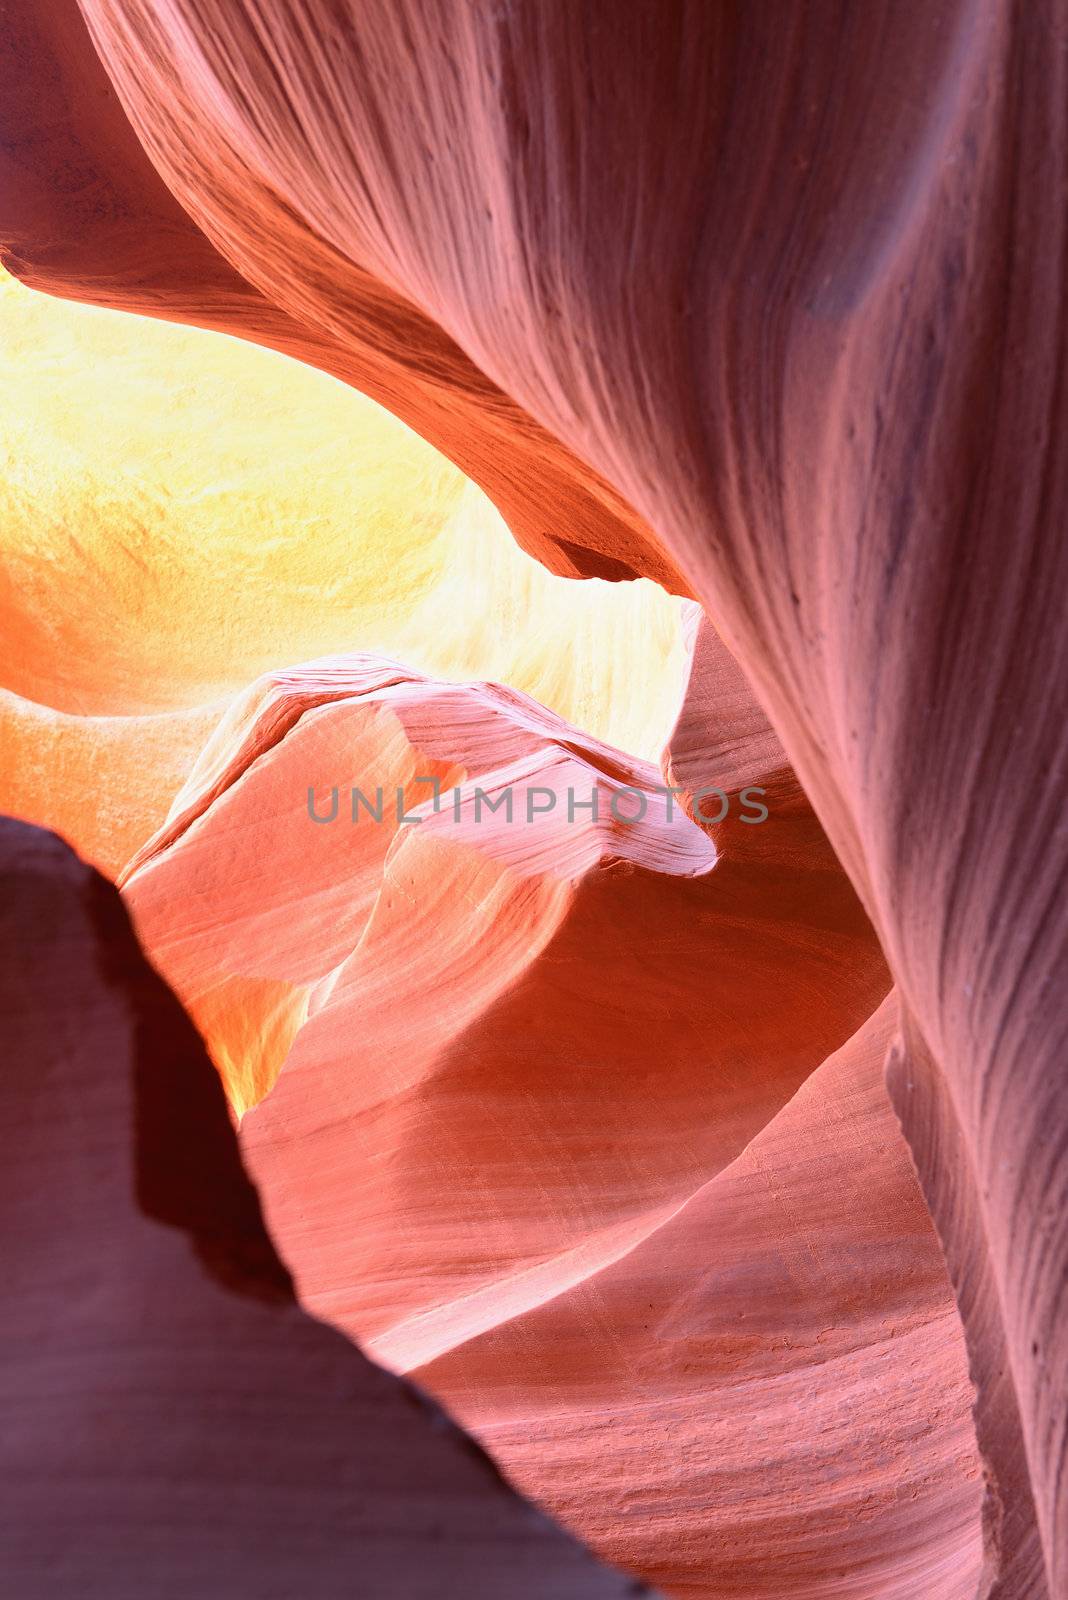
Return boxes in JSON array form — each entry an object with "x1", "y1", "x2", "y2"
[
  {"x1": 0, "y1": 690, "x2": 223, "y2": 880},
  {"x1": 0, "y1": 269, "x2": 685, "y2": 874}
]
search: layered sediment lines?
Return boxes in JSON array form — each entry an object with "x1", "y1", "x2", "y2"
[
  {"x1": 0, "y1": 260, "x2": 684, "y2": 873},
  {"x1": 416, "y1": 999, "x2": 983, "y2": 1600},
  {"x1": 0, "y1": 818, "x2": 642, "y2": 1598},
  {"x1": 0, "y1": 4, "x2": 682, "y2": 591},
  {"x1": 117, "y1": 649, "x2": 972, "y2": 1594},
  {"x1": 4, "y1": 3, "x2": 1066, "y2": 1595}
]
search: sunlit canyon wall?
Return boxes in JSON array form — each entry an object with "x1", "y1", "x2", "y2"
[{"x1": 1, "y1": 4, "x2": 1065, "y2": 1598}]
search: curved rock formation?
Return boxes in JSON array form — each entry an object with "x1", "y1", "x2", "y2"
[
  {"x1": 0, "y1": 257, "x2": 686, "y2": 873},
  {"x1": 0, "y1": 686, "x2": 222, "y2": 880},
  {"x1": 59, "y1": 7, "x2": 1064, "y2": 1589},
  {"x1": 0, "y1": 264, "x2": 683, "y2": 738},
  {"x1": 0, "y1": 2, "x2": 682, "y2": 590},
  {"x1": 118, "y1": 649, "x2": 940, "y2": 1591},
  {"x1": 3, "y1": 3, "x2": 1066, "y2": 1595},
  {"x1": 415, "y1": 998, "x2": 983, "y2": 1600},
  {"x1": 0, "y1": 817, "x2": 645, "y2": 1599},
  {"x1": 662, "y1": 604, "x2": 792, "y2": 809}
]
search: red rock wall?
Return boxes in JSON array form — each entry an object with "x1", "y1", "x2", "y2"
[
  {"x1": 120, "y1": 652, "x2": 978, "y2": 1596},
  {"x1": 2, "y1": 3, "x2": 1066, "y2": 1595},
  {"x1": 0, "y1": 818, "x2": 642, "y2": 1597}
]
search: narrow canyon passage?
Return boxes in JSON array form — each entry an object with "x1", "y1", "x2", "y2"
[
  {"x1": 1, "y1": 3, "x2": 1065, "y2": 1597},
  {"x1": 0, "y1": 264, "x2": 686, "y2": 875},
  {"x1": 0, "y1": 272, "x2": 986, "y2": 1594}
]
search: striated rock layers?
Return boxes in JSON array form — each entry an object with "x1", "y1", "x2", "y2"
[
  {"x1": 0, "y1": 3, "x2": 680, "y2": 592},
  {"x1": 0, "y1": 259, "x2": 685, "y2": 878},
  {"x1": 3, "y1": 3, "x2": 1066, "y2": 1596},
  {"x1": 117, "y1": 644, "x2": 985, "y2": 1596},
  {"x1": 0, "y1": 817, "x2": 646, "y2": 1599}
]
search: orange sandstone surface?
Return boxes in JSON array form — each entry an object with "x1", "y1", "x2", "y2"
[
  {"x1": 120, "y1": 644, "x2": 978, "y2": 1596},
  {"x1": 0, "y1": 268, "x2": 684, "y2": 876},
  {"x1": 2, "y1": 4, "x2": 1066, "y2": 1598}
]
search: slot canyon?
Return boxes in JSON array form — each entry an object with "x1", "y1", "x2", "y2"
[{"x1": 0, "y1": 3, "x2": 1065, "y2": 1596}]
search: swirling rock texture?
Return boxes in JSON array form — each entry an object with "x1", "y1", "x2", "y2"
[
  {"x1": 0, "y1": 2, "x2": 678, "y2": 590},
  {"x1": 2, "y1": 2, "x2": 1066, "y2": 1598},
  {"x1": 120, "y1": 648, "x2": 978, "y2": 1596},
  {"x1": 0, "y1": 817, "x2": 644, "y2": 1598},
  {"x1": 0, "y1": 260, "x2": 684, "y2": 877}
]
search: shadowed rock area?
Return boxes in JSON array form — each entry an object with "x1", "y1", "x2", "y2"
[{"x1": 0, "y1": 818, "x2": 648, "y2": 1599}]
